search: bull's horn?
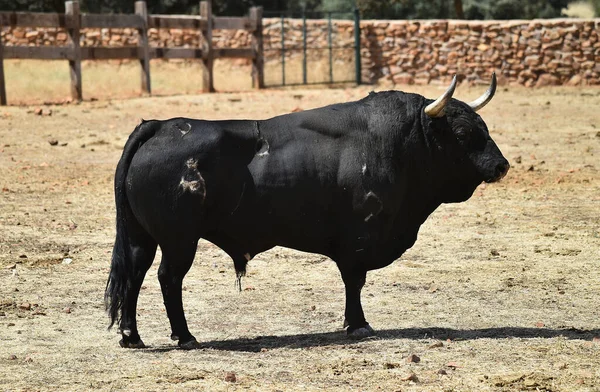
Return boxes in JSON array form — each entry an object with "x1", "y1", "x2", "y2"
[
  {"x1": 424, "y1": 75, "x2": 457, "y2": 118},
  {"x1": 468, "y1": 72, "x2": 497, "y2": 112}
]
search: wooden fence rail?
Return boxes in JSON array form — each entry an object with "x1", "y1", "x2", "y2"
[{"x1": 0, "y1": 0, "x2": 264, "y2": 105}]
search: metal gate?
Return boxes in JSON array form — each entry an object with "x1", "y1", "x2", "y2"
[{"x1": 262, "y1": 9, "x2": 361, "y2": 87}]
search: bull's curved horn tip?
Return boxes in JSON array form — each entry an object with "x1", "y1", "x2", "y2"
[
  {"x1": 424, "y1": 75, "x2": 457, "y2": 118},
  {"x1": 468, "y1": 72, "x2": 497, "y2": 112}
]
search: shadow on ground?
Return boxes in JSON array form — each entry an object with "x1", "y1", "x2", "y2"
[{"x1": 143, "y1": 327, "x2": 600, "y2": 353}]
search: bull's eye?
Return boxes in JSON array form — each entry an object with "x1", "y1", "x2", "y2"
[{"x1": 455, "y1": 129, "x2": 469, "y2": 141}]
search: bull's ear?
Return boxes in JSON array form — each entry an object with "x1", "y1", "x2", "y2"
[
  {"x1": 424, "y1": 75, "x2": 457, "y2": 118},
  {"x1": 468, "y1": 72, "x2": 496, "y2": 112}
]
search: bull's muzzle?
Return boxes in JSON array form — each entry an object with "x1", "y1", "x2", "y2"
[{"x1": 486, "y1": 160, "x2": 510, "y2": 183}]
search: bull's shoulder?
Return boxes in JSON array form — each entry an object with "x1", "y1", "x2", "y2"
[{"x1": 262, "y1": 91, "x2": 424, "y2": 143}]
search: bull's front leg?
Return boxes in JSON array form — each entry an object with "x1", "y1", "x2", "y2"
[{"x1": 339, "y1": 267, "x2": 375, "y2": 338}]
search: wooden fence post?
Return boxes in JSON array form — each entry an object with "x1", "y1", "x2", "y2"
[
  {"x1": 0, "y1": 25, "x2": 7, "y2": 105},
  {"x1": 250, "y1": 6, "x2": 264, "y2": 89},
  {"x1": 200, "y1": 0, "x2": 214, "y2": 93},
  {"x1": 135, "y1": 1, "x2": 151, "y2": 95},
  {"x1": 65, "y1": 1, "x2": 82, "y2": 101}
]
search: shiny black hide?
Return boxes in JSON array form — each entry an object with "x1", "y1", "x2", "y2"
[{"x1": 105, "y1": 90, "x2": 509, "y2": 348}]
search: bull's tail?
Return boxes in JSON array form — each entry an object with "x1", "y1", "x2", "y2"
[{"x1": 105, "y1": 120, "x2": 158, "y2": 329}]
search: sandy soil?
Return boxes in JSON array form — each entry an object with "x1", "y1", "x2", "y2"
[{"x1": 0, "y1": 84, "x2": 599, "y2": 391}]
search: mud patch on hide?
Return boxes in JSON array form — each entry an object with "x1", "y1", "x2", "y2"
[
  {"x1": 254, "y1": 121, "x2": 270, "y2": 157},
  {"x1": 179, "y1": 158, "x2": 206, "y2": 200},
  {"x1": 175, "y1": 121, "x2": 192, "y2": 137},
  {"x1": 256, "y1": 138, "x2": 270, "y2": 157},
  {"x1": 363, "y1": 191, "x2": 383, "y2": 223},
  {"x1": 185, "y1": 158, "x2": 198, "y2": 170},
  {"x1": 179, "y1": 178, "x2": 204, "y2": 194}
]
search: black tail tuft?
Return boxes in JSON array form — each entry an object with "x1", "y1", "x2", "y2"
[
  {"x1": 105, "y1": 120, "x2": 157, "y2": 329},
  {"x1": 105, "y1": 226, "x2": 129, "y2": 328}
]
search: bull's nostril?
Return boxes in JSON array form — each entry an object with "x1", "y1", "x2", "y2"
[{"x1": 495, "y1": 161, "x2": 509, "y2": 179}]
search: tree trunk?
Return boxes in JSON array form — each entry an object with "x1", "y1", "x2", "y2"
[{"x1": 454, "y1": 0, "x2": 464, "y2": 18}]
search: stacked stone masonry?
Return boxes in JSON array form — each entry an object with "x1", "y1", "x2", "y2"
[{"x1": 1, "y1": 17, "x2": 598, "y2": 86}]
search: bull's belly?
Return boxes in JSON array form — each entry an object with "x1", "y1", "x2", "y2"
[
  {"x1": 214, "y1": 200, "x2": 419, "y2": 268},
  {"x1": 215, "y1": 201, "x2": 341, "y2": 258}
]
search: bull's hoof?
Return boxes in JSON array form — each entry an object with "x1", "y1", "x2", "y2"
[
  {"x1": 178, "y1": 337, "x2": 201, "y2": 350},
  {"x1": 119, "y1": 338, "x2": 146, "y2": 349},
  {"x1": 347, "y1": 324, "x2": 375, "y2": 339}
]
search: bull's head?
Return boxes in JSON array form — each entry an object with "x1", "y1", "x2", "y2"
[{"x1": 423, "y1": 73, "x2": 509, "y2": 202}]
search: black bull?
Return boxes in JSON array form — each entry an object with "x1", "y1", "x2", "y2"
[{"x1": 106, "y1": 75, "x2": 509, "y2": 349}]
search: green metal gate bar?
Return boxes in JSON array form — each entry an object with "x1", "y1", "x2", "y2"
[
  {"x1": 281, "y1": 14, "x2": 286, "y2": 86},
  {"x1": 302, "y1": 10, "x2": 307, "y2": 85},
  {"x1": 328, "y1": 13, "x2": 333, "y2": 83},
  {"x1": 264, "y1": 9, "x2": 361, "y2": 87},
  {"x1": 354, "y1": 8, "x2": 361, "y2": 85}
]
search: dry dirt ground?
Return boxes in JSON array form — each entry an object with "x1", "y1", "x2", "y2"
[{"x1": 0, "y1": 83, "x2": 599, "y2": 391}]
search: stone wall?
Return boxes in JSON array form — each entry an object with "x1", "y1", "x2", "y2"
[
  {"x1": 1, "y1": 17, "x2": 599, "y2": 86},
  {"x1": 359, "y1": 19, "x2": 599, "y2": 86}
]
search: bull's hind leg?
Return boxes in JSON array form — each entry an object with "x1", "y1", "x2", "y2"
[
  {"x1": 158, "y1": 241, "x2": 199, "y2": 349},
  {"x1": 119, "y1": 224, "x2": 157, "y2": 348}
]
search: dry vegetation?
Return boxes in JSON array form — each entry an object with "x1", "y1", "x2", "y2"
[
  {"x1": 0, "y1": 60, "x2": 599, "y2": 391},
  {"x1": 2, "y1": 59, "x2": 246, "y2": 104},
  {"x1": 2, "y1": 55, "x2": 355, "y2": 105},
  {"x1": 563, "y1": 1, "x2": 596, "y2": 18}
]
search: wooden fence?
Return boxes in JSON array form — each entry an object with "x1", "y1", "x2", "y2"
[{"x1": 0, "y1": 0, "x2": 264, "y2": 105}]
